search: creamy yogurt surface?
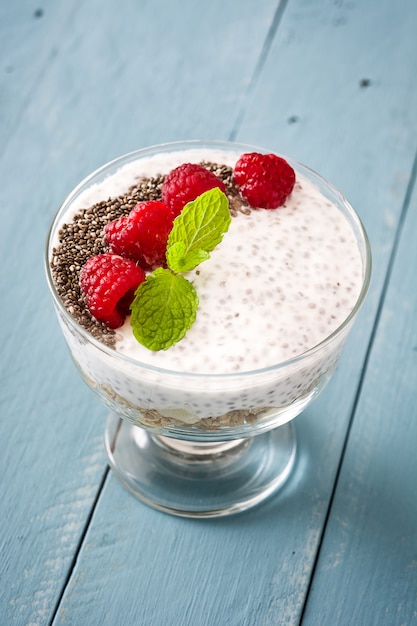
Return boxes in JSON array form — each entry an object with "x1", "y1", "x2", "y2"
[{"x1": 57, "y1": 149, "x2": 363, "y2": 375}]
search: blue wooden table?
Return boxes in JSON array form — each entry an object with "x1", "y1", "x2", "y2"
[{"x1": 1, "y1": 1, "x2": 416, "y2": 624}]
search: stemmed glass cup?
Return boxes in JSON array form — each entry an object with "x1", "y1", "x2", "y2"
[{"x1": 45, "y1": 141, "x2": 371, "y2": 518}]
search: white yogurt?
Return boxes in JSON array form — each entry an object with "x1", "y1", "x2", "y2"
[
  {"x1": 51, "y1": 147, "x2": 367, "y2": 431},
  {"x1": 115, "y1": 177, "x2": 362, "y2": 373}
]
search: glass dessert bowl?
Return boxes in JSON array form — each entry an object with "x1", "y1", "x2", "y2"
[{"x1": 45, "y1": 140, "x2": 371, "y2": 518}]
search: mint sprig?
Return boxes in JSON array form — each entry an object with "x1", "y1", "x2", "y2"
[
  {"x1": 166, "y1": 187, "x2": 231, "y2": 272},
  {"x1": 130, "y1": 187, "x2": 231, "y2": 351},
  {"x1": 130, "y1": 268, "x2": 198, "y2": 351}
]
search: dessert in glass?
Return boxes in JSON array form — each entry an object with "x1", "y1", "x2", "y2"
[{"x1": 45, "y1": 140, "x2": 371, "y2": 517}]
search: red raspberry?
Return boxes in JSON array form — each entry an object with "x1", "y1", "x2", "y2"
[
  {"x1": 233, "y1": 152, "x2": 296, "y2": 209},
  {"x1": 105, "y1": 200, "x2": 174, "y2": 270},
  {"x1": 161, "y1": 163, "x2": 226, "y2": 216},
  {"x1": 80, "y1": 253, "x2": 145, "y2": 329}
]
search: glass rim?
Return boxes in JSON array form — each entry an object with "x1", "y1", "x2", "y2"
[{"x1": 44, "y1": 139, "x2": 372, "y2": 380}]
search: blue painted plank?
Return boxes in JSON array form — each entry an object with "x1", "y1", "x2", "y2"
[
  {"x1": 302, "y1": 172, "x2": 417, "y2": 624},
  {"x1": 0, "y1": 1, "x2": 78, "y2": 153},
  {"x1": 0, "y1": 7, "x2": 112, "y2": 624},
  {"x1": 0, "y1": 0, "x2": 283, "y2": 199},
  {"x1": 1, "y1": 0, "x2": 416, "y2": 624},
  {"x1": 48, "y1": 0, "x2": 417, "y2": 625},
  {"x1": 237, "y1": 0, "x2": 417, "y2": 184},
  {"x1": 0, "y1": 1, "x2": 281, "y2": 624},
  {"x1": 236, "y1": 0, "x2": 417, "y2": 285}
]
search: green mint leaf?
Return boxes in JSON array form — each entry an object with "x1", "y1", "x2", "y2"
[
  {"x1": 167, "y1": 242, "x2": 210, "y2": 270},
  {"x1": 130, "y1": 268, "x2": 198, "y2": 351},
  {"x1": 166, "y1": 187, "x2": 231, "y2": 273}
]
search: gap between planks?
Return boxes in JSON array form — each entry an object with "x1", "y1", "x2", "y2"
[{"x1": 48, "y1": 465, "x2": 111, "y2": 626}]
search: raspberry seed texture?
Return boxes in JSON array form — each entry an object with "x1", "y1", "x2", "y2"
[
  {"x1": 105, "y1": 200, "x2": 174, "y2": 270},
  {"x1": 161, "y1": 163, "x2": 226, "y2": 216},
  {"x1": 80, "y1": 253, "x2": 146, "y2": 329},
  {"x1": 233, "y1": 152, "x2": 296, "y2": 209}
]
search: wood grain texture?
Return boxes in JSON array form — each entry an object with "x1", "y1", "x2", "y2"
[
  {"x1": 50, "y1": 0, "x2": 416, "y2": 625},
  {"x1": 0, "y1": 1, "x2": 79, "y2": 154},
  {"x1": 0, "y1": 4, "x2": 111, "y2": 622},
  {"x1": 0, "y1": 1, "x2": 280, "y2": 624},
  {"x1": 0, "y1": 0, "x2": 416, "y2": 624}
]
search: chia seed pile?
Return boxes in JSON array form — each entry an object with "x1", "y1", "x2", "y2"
[{"x1": 50, "y1": 162, "x2": 244, "y2": 347}]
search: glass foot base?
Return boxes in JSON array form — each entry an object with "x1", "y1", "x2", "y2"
[{"x1": 104, "y1": 414, "x2": 297, "y2": 518}]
